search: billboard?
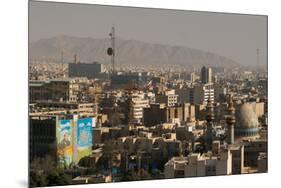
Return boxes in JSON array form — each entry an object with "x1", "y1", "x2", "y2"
[
  {"x1": 77, "y1": 118, "x2": 93, "y2": 162},
  {"x1": 57, "y1": 119, "x2": 73, "y2": 167}
]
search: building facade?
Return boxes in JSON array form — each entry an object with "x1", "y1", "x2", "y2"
[
  {"x1": 155, "y1": 89, "x2": 178, "y2": 107},
  {"x1": 29, "y1": 79, "x2": 79, "y2": 102},
  {"x1": 201, "y1": 66, "x2": 212, "y2": 84},
  {"x1": 68, "y1": 62, "x2": 105, "y2": 79}
]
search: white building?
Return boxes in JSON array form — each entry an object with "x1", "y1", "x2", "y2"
[
  {"x1": 164, "y1": 149, "x2": 232, "y2": 178},
  {"x1": 164, "y1": 157, "x2": 188, "y2": 178},
  {"x1": 155, "y1": 89, "x2": 178, "y2": 107},
  {"x1": 131, "y1": 92, "x2": 149, "y2": 123}
]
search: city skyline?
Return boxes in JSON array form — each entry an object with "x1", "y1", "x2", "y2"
[{"x1": 29, "y1": 2, "x2": 268, "y2": 187}]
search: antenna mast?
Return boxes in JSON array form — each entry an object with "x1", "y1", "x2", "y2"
[{"x1": 110, "y1": 26, "x2": 115, "y2": 73}]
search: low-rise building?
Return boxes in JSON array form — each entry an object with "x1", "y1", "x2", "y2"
[
  {"x1": 143, "y1": 103, "x2": 195, "y2": 127},
  {"x1": 257, "y1": 152, "x2": 267, "y2": 173},
  {"x1": 164, "y1": 149, "x2": 232, "y2": 178},
  {"x1": 72, "y1": 175, "x2": 112, "y2": 184},
  {"x1": 29, "y1": 78, "x2": 79, "y2": 102}
]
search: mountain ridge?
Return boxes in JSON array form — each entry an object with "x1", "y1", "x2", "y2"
[{"x1": 29, "y1": 35, "x2": 240, "y2": 68}]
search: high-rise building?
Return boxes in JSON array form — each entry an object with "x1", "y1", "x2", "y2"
[
  {"x1": 190, "y1": 72, "x2": 196, "y2": 82},
  {"x1": 201, "y1": 66, "x2": 212, "y2": 84}
]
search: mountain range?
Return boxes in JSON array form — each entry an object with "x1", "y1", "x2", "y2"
[{"x1": 29, "y1": 35, "x2": 240, "y2": 68}]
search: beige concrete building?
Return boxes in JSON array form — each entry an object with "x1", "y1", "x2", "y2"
[
  {"x1": 176, "y1": 83, "x2": 214, "y2": 105},
  {"x1": 257, "y1": 152, "x2": 267, "y2": 173},
  {"x1": 164, "y1": 150, "x2": 232, "y2": 178},
  {"x1": 155, "y1": 89, "x2": 178, "y2": 107},
  {"x1": 143, "y1": 103, "x2": 195, "y2": 126},
  {"x1": 164, "y1": 157, "x2": 188, "y2": 178},
  {"x1": 114, "y1": 134, "x2": 182, "y2": 160},
  {"x1": 166, "y1": 103, "x2": 196, "y2": 123},
  {"x1": 72, "y1": 175, "x2": 112, "y2": 184},
  {"x1": 30, "y1": 78, "x2": 79, "y2": 102},
  {"x1": 229, "y1": 144, "x2": 244, "y2": 174},
  {"x1": 29, "y1": 101, "x2": 97, "y2": 117}
]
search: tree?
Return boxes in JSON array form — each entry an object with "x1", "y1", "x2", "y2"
[
  {"x1": 29, "y1": 155, "x2": 72, "y2": 187},
  {"x1": 46, "y1": 168, "x2": 71, "y2": 186}
]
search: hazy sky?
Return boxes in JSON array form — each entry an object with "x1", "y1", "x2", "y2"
[{"x1": 29, "y1": 1, "x2": 267, "y2": 66}]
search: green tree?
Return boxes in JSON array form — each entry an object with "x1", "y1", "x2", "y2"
[{"x1": 29, "y1": 155, "x2": 72, "y2": 187}]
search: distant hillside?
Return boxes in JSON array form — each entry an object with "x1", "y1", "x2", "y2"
[{"x1": 29, "y1": 35, "x2": 240, "y2": 68}]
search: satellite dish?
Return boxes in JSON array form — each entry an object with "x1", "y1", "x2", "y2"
[{"x1": 107, "y1": 47, "x2": 114, "y2": 56}]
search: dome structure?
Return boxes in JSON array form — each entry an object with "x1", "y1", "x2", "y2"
[{"x1": 235, "y1": 103, "x2": 259, "y2": 138}]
